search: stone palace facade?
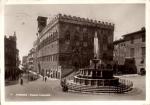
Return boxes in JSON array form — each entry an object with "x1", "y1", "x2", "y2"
[{"x1": 35, "y1": 14, "x2": 114, "y2": 79}]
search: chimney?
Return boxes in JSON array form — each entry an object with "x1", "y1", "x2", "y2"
[{"x1": 37, "y1": 16, "x2": 48, "y2": 33}]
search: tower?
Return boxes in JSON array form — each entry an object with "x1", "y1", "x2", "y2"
[{"x1": 37, "y1": 16, "x2": 48, "y2": 33}]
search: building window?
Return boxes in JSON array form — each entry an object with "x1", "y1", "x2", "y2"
[
  {"x1": 74, "y1": 34, "x2": 79, "y2": 41},
  {"x1": 102, "y1": 30, "x2": 104, "y2": 34},
  {"x1": 83, "y1": 27, "x2": 87, "y2": 32},
  {"x1": 46, "y1": 56, "x2": 48, "y2": 61},
  {"x1": 131, "y1": 37, "x2": 134, "y2": 44},
  {"x1": 142, "y1": 35, "x2": 145, "y2": 42},
  {"x1": 103, "y1": 45, "x2": 107, "y2": 51},
  {"x1": 141, "y1": 59, "x2": 144, "y2": 64},
  {"x1": 83, "y1": 42, "x2": 87, "y2": 47},
  {"x1": 103, "y1": 35, "x2": 108, "y2": 44},
  {"x1": 141, "y1": 47, "x2": 145, "y2": 57},
  {"x1": 130, "y1": 48, "x2": 134, "y2": 57},
  {"x1": 53, "y1": 55, "x2": 55, "y2": 61},
  {"x1": 65, "y1": 31, "x2": 70, "y2": 40},
  {"x1": 51, "y1": 44, "x2": 53, "y2": 48},
  {"x1": 108, "y1": 36, "x2": 112, "y2": 44},
  {"x1": 59, "y1": 55, "x2": 65, "y2": 61},
  {"x1": 83, "y1": 32, "x2": 88, "y2": 41},
  {"x1": 52, "y1": 55, "x2": 53, "y2": 61},
  {"x1": 55, "y1": 31, "x2": 58, "y2": 37},
  {"x1": 103, "y1": 36, "x2": 108, "y2": 51},
  {"x1": 56, "y1": 54, "x2": 58, "y2": 61},
  {"x1": 102, "y1": 53, "x2": 107, "y2": 60},
  {"x1": 50, "y1": 55, "x2": 52, "y2": 61},
  {"x1": 76, "y1": 41, "x2": 80, "y2": 46},
  {"x1": 53, "y1": 54, "x2": 58, "y2": 61}
]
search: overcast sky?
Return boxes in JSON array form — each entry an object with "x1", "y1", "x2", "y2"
[{"x1": 5, "y1": 4, "x2": 145, "y2": 61}]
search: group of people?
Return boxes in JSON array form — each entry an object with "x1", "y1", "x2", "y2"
[
  {"x1": 61, "y1": 78, "x2": 68, "y2": 92},
  {"x1": 19, "y1": 75, "x2": 48, "y2": 86},
  {"x1": 43, "y1": 76, "x2": 48, "y2": 82}
]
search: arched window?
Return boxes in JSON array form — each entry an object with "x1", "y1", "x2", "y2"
[{"x1": 65, "y1": 31, "x2": 70, "y2": 40}]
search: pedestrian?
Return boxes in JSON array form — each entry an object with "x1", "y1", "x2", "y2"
[
  {"x1": 45, "y1": 76, "x2": 47, "y2": 82},
  {"x1": 43, "y1": 76, "x2": 44, "y2": 81},
  {"x1": 20, "y1": 78, "x2": 23, "y2": 85}
]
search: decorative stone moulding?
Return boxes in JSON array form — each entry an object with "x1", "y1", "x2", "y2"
[
  {"x1": 90, "y1": 19, "x2": 93, "y2": 22},
  {"x1": 109, "y1": 23, "x2": 112, "y2": 26},
  {"x1": 94, "y1": 20, "x2": 97, "y2": 23},
  {"x1": 102, "y1": 22, "x2": 105, "y2": 25},
  {"x1": 81, "y1": 18, "x2": 86, "y2": 22},
  {"x1": 105, "y1": 22, "x2": 108, "y2": 25},
  {"x1": 68, "y1": 15, "x2": 72, "y2": 19},
  {"x1": 72, "y1": 16, "x2": 76, "y2": 20},
  {"x1": 45, "y1": 13, "x2": 115, "y2": 35},
  {"x1": 77, "y1": 17, "x2": 81, "y2": 21},
  {"x1": 86, "y1": 18, "x2": 90, "y2": 22},
  {"x1": 63, "y1": 14, "x2": 67, "y2": 18},
  {"x1": 98, "y1": 21, "x2": 101, "y2": 23},
  {"x1": 57, "y1": 13, "x2": 62, "y2": 19}
]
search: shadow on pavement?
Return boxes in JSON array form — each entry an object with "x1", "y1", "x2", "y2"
[{"x1": 5, "y1": 80, "x2": 19, "y2": 86}]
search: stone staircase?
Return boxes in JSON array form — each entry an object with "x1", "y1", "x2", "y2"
[
  {"x1": 62, "y1": 70, "x2": 80, "y2": 80},
  {"x1": 66, "y1": 80, "x2": 133, "y2": 94},
  {"x1": 61, "y1": 69, "x2": 133, "y2": 94}
]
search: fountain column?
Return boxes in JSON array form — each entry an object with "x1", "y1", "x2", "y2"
[{"x1": 94, "y1": 31, "x2": 99, "y2": 59}]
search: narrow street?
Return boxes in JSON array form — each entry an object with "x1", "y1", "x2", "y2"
[{"x1": 5, "y1": 75, "x2": 145, "y2": 101}]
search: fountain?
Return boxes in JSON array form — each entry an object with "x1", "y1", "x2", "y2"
[{"x1": 63, "y1": 32, "x2": 133, "y2": 93}]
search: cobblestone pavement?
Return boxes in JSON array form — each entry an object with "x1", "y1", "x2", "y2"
[{"x1": 5, "y1": 75, "x2": 145, "y2": 101}]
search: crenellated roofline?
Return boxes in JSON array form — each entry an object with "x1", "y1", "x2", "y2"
[{"x1": 39, "y1": 13, "x2": 115, "y2": 38}]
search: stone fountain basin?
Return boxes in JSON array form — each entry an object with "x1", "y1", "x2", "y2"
[
  {"x1": 79, "y1": 68, "x2": 114, "y2": 79},
  {"x1": 74, "y1": 76, "x2": 119, "y2": 86}
]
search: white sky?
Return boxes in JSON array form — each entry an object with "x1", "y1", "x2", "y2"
[{"x1": 4, "y1": 4, "x2": 145, "y2": 61}]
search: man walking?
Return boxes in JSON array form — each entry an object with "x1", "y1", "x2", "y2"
[{"x1": 20, "y1": 77, "x2": 23, "y2": 85}]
